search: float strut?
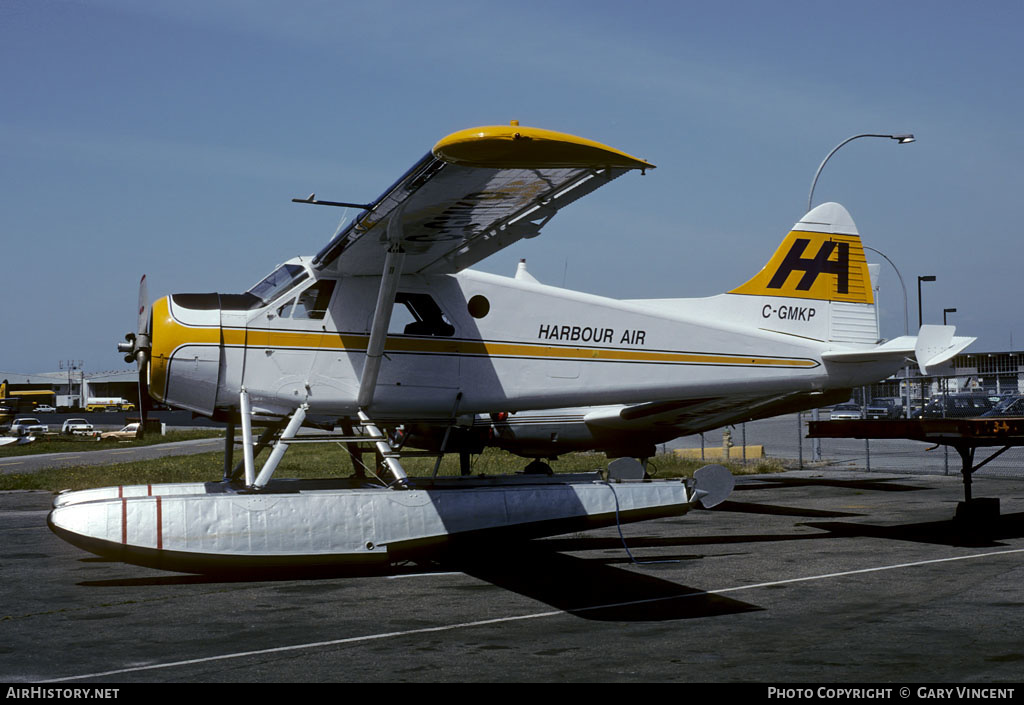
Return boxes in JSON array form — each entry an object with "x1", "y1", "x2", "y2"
[
  {"x1": 253, "y1": 404, "x2": 308, "y2": 489},
  {"x1": 357, "y1": 410, "x2": 408, "y2": 484},
  {"x1": 222, "y1": 421, "x2": 235, "y2": 481},
  {"x1": 240, "y1": 388, "x2": 256, "y2": 487}
]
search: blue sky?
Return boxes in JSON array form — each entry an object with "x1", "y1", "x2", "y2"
[{"x1": 2, "y1": 0, "x2": 1022, "y2": 374}]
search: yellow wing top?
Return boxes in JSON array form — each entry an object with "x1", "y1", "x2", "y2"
[
  {"x1": 433, "y1": 124, "x2": 654, "y2": 170},
  {"x1": 313, "y1": 123, "x2": 653, "y2": 276}
]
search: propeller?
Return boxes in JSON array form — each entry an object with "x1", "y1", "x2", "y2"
[{"x1": 116, "y1": 275, "x2": 152, "y2": 435}]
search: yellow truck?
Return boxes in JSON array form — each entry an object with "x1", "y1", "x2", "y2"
[{"x1": 85, "y1": 397, "x2": 136, "y2": 412}]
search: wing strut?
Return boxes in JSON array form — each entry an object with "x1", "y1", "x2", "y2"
[
  {"x1": 357, "y1": 244, "x2": 405, "y2": 408},
  {"x1": 357, "y1": 207, "x2": 407, "y2": 410},
  {"x1": 355, "y1": 207, "x2": 409, "y2": 484}
]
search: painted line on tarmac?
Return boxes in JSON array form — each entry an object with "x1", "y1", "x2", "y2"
[{"x1": 39, "y1": 547, "x2": 1024, "y2": 683}]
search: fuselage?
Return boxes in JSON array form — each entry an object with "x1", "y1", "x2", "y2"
[{"x1": 147, "y1": 256, "x2": 892, "y2": 423}]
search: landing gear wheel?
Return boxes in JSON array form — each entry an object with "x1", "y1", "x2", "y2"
[{"x1": 523, "y1": 460, "x2": 553, "y2": 475}]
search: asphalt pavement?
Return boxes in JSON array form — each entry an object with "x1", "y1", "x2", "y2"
[{"x1": 3, "y1": 469, "x2": 1023, "y2": 684}]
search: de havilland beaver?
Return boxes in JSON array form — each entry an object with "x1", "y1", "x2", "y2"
[{"x1": 48, "y1": 123, "x2": 972, "y2": 572}]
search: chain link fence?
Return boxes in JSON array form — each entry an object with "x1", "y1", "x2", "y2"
[{"x1": 669, "y1": 371, "x2": 1024, "y2": 479}]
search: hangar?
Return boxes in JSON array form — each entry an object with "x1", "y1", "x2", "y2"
[{"x1": 0, "y1": 369, "x2": 139, "y2": 411}]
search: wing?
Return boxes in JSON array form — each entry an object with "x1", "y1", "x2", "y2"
[
  {"x1": 583, "y1": 388, "x2": 855, "y2": 436},
  {"x1": 312, "y1": 124, "x2": 654, "y2": 276}
]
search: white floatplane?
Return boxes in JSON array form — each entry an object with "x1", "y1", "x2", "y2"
[{"x1": 48, "y1": 123, "x2": 972, "y2": 573}]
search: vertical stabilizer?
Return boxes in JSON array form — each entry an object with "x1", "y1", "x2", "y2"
[{"x1": 728, "y1": 203, "x2": 879, "y2": 344}]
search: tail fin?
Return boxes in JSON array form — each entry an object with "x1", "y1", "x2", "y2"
[
  {"x1": 729, "y1": 203, "x2": 878, "y2": 344},
  {"x1": 730, "y1": 203, "x2": 872, "y2": 304}
]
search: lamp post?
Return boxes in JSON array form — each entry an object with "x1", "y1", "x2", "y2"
[
  {"x1": 808, "y1": 133, "x2": 915, "y2": 213},
  {"x1": 806, "y1": 133, "x2": 914, "y2": 461},
  {"x1": 917, "y1": 275, "x2": 936, "y2": 328},
  {"x1": 917, "y1": 275, "x2": 937, "y2": 411},
  {"x1": 864, "y1": 246, "x2": 912, "y2": 418},
  {"x1": 864, "y1": 246, "x2": 909, "y2": 336},
  {"x1": 943, "y1": 308, "x2": 957, "y2": 325},
  {"x1": 806, "y1": 133, "x2": 913, "y2": 460}
]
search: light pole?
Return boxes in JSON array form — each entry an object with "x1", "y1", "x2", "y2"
[
  {"x1": 917, "y1": 275, "x2": 936, "y2": 328},
  {"x1": 864, "y1": 246, "x2": 909, "y2": 336},
  {"x1": 864, "y1": 246, "x2": 912, "y2": 417},
  {"x1": 940, "y1": 307, "x2": 957, "y2": 473},
  {"x1": 59, "y1": 360, "x2": 83, "y2": 410},
  {"x1": 917, "y1": 275, "x2": 937, "y2": 410},
  {"x1": 806, "y1": 133, "x2": 914, "y2": 458},
  {"x1": 808, "y1": 133, "x2": 915, "y2": 213}
]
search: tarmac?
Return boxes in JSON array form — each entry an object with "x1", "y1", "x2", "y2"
[{"x1": 2, "y1": 468, "x2": 1023, "y2": 684}]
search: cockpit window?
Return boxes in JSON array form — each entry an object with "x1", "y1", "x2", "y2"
[{"x1": 248, "y1": 264, "x2": 309, "y2": 305}]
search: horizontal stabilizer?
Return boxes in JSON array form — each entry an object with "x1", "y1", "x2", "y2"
[
  {"x1": 914, "y1": 325, "x2": 975, "y2": 374},
  {"x1": 822, "y1": 325, "x2": 975, "y2": 375}
]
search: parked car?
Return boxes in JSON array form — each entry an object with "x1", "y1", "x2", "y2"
[
  {"x1": 865, "y1": 398, "x2": 902, "y2": 420},
  {"x1": 34, "y1": 405, "x2": 57, "y2": 413},
  {"x1": 61, "y1": 418, "x2": 95, "y2": 436},
  {"x1": 10, "y1": 417, "x2": 48, "y2": 436},
  {"x1": 914, "y1": 394, "x2": 995, "y2": 419},
  {"x1": 98, "y1": 423, "x2": 140, "y2": 441},
  {"x1": 829, "y1": 403, "x2": 862, "y2": 420},
  {"x1": 982, "y1": 395, "x2": 1024, "y2": 417}
]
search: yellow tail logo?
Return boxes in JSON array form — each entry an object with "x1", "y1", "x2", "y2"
[{"x1": 729, "y1": 230, "x2": 873, "y2": 304}]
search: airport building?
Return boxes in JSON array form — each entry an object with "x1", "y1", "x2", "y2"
[
  {"x1": 863, "y1": 351, "x2": 1023, "y2": 400},
  {"x1": 953, "y1": 351, "x2": 1024, "y2": 395}
]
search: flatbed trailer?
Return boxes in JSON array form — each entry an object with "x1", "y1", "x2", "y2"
[{"x1": 808, "y1": 417, "x2": 1024, "y2": 518}]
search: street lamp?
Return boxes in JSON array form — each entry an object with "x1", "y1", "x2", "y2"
[
  {"x1": 864, "y1": 247, "x2": 912, "y2": 418},
  {"x1": 917, "y1": 275, "x2": 936, "y2": 328},
  {"x1": 808, "y1": 133, "x2": 916, "y2": 212},
  {"x1": 805, "y1": 133, "x2": 913, "y2": 462},
  {"x1": 864, "y1": 246, "x2": 909, "y2": 336},
  {"x1": 943, "y1": 308, "x2": 957, "y2": 325},
  {"x1": 916, "y1": 275, "x2": 937, "y2": 412}
]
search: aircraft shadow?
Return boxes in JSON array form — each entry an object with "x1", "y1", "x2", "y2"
[
  {"x1": 75, "y1": 557, "x2": 439, "y2": 587},
  {"x1": 540, "y1": 527, "x2": 832, "y2": 553},
  {"x1": 736, "y1": 476, "x2": 925, "y2": 493},
  {"x1": 802, "y1": 511, "x2": 1024, "y2": 549},
  {"x1": 78, "y1": 542, "x2": 761, "y2": 622},
  {"x1": 712, "y1": 499, "x2": 865, "y2": 518},
  {"x1": 441, "y1": 541, "x2": 761, "y2": 622}
]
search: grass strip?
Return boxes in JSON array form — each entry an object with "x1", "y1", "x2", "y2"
[{"x1": 0, "y1": 443, "x2": 785, "y2": 492}]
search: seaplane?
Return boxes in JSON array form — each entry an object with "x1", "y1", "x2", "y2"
[{"x1": 48, "y1": 122, "x2": 973, "y2": 574}]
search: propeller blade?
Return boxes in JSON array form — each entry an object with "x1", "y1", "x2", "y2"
[
  {"x1": 133, "y1": 275, "x2": 152, "y2": 436},
  {"x1": 136, "y1": 274, "x2": 149, "y2": 341}
]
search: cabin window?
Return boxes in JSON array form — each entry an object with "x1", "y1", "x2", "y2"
[
  {"x1": 294, "y1": 280, "x2": 336, "y2": 320},
  {"x1": 277, "y1": 280, "x2": 336, "y2": 320},
  {"x1": 389, "y1": 292, "x2": 454, "y2": 337},
  {"x1": 276, "y1": 297, "x2": 297, "y2": 318},
  {"x1": 467, "y1": 295, "x2": 490, "y2": 319}
]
